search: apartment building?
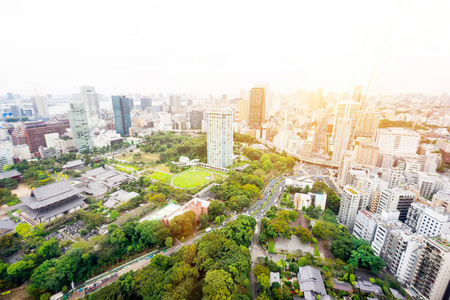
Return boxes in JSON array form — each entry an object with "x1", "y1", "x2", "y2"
[
  {"x1": 405, "y1": 203, "x2": 450, "y2": 237},
  {"x1": 338, "y1": 185, "x2": 368, "y2": 230}
]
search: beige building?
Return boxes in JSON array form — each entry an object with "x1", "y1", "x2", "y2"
[
  {"x1": 355, "y1": 143, "x2": 379, "y2": 167},
  {"x1": 237, "y1": 99, "x2": 249, "y2": 124}
]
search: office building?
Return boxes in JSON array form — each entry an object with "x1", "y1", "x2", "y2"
[
  {"x1": 338, "y1": 185, "x2": 368, "y2": 230},
  {"x1": 140, "y1": 97, "x2": 152, "y2": 111},
  {"x1": 169, "y1": 95, "x2": 181, "y2": 111},
  {"x1": 332, "y1": 100, "x2": 360, "y2": 142},
  {"x1": 44, "y1": 133, "x2": 59, "y2": 148},
  {"x1": 337, "y1": 150, "x2": 353, "y2": 186},
  {"x1": 332, "y1": 118, "x2": 353, "y2": 163},
  {"x1": 31, "y1": 96, "x2": 50, "y2": 118},
  {"x1": 417, "y1": 172, "x2": 436, "y2": 198},
  {"x1": 381, "y1": 230, "x2": 422, "y2": 279},
  {"x1": 353, "y1": 211, "x2": 380, "y2": 242},
  {"x1": 206, "y1": 108, "x2": 233, "y2": 168},
  {"x1": 387, "y1": 167, "x2": 404, "y2": 189},
  {"x1": 355, "y1": 111, "x2": 380, "y2": 137},
  {"x1": 249, "y1": 87, "x2": 266, "y2": 131},
  {"x1": 431, "y1": 190, "x2": 450, "y2": 213},
  {"x1": 376, "y1": 189, "x2": 416, "y2": 222},
  {"x1": 112, "y1": 96, "x2": 132, "y2": 137},
  {"x1": 371, "y1": 211, "x2": 410, "y2": 256},
  {"x1": 374, "y1": 128, "x2": 420, "y2": 156},
  {"x1": 68, "y1": 103, "x2": 92, "y2": 151},
  {"x1": 11, "y1": 120, "x2": 70, "y2": 153},
  {"x1": 436, "y1": 138, "x2": 450, "y2": 153},
  {"x1": 405, "y1": 203, "x2": 450, "y2": 237},
  {"x1": 410, "y1": 236, "x2": 450, "y2": 300},
  {"x1": 188, "y1": 111, "x2": 204, "y2": 129},
  {"x1": 352, "y1": 86, "x2": 362, "y2": 102},
  {"x1": 79, "y1": 85, "x2": 100, "y2": 118},
  {"x1": 240, "y1": 89, "x2": 247, "y2": 100},
  {"x1": 354, "y1": 142, "x2": 379, "y2": 166},
  {"x1": 237, "y1": 99, "x2": 249, "y2": 124}
]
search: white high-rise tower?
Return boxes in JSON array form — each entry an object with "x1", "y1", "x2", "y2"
[{"x1": 206, "y1": 108, "x2": 233, "y2": 168}]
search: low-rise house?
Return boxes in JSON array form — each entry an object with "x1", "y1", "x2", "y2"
[
  {"x1": 20, "y1": 180, "x2": 86, "y2": 224},
  {"x1": 162, "y1": 197, "x2": 210, "y2": 227},
  {"x1": 103, "y1": 190, "x2": 140, "y2": 208},
  {"x1": 82, "y1": 167, "x2": 130, "y2": 189},
  {"x1": 0, "y1": 169, "x2": 22, "y2": 182},
  {"x1": 332, "y1": 278, "x2": 353, "y2": 293},
  {"x1": 298, "y1": 266, "x2": 328, "y2": 300},
  {"x1": 62, "y1": 159, "x2": 85, "y2": 170},
  {"x1": 0, "y1": 219, "x2": 17, "y2": 236},
  {"x1": 73, "y1": 181, "x2": 108, "y2": 198},
  {"x1": 389, "y1": 288, "x2": 406, "y2": 300},
  {"x1": 355, "y1": 278, "x2": 383, "y2": 296},
  {"x1": 269, "y1": 272, "x2": 281, "y2": 287}
]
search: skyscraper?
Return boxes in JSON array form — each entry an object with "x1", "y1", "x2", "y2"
[
  {"x1": 79, "y1": 85, "x2": 100, "y2": 118},
  {"x1": 31, "y1": 96, "x2": 50, "y2": 118},
  {"x1": 68, "y1": 103, "x2": 92, "y2": 151},
  {"x1": 237, "y1": 99, "x2": 249, "y2": 124},
  {"x1": 112, "y1": 96, "x2": 132, "y2": 137},
  {"x1": 352, "y1": 86, "x2": 362, "y2": 102},
  {"x1": 141, "y1": 98, "x2": 152, "y2": 111},
  {"x1": 206, "y1": 108, "x2": 233, "y2": 168},
  {"x1": 332, "y1": 118, "x2": 353, "y2": 163},
  {"x1": 355, "y1": 111, "x2": 380, "y2": 137},
  {"x1": 249, "y1": 87, "x2": 266, "y2": 131},
  {"x1": 332, "y1": 100, "x2": 360, "y2": 142}
]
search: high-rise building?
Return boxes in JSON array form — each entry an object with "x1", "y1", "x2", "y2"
[
  {"x1": 410, "y1": 236, "x2": 450, "y2": 300},
  {"x1": 11, "y1": 120, "x2": 70, "y2": 153},
  {"x1": 112, "y1": 96, "x2": 132, "y2": 137},
  {"x1": 188, "y1": 111, "x2": 204, "y2": 129},
  {"x1": 237, "y1": 99, "x2": 249, "y2": 124},
  {"x1": 354, "y1": 142, "x2": 379, "y2": 166},
  {"x1": 68, "y1": 103, "x2": 92, "y2": 151},
  {"x1": 206, "y1": 108, "x2": 233, "y2": 168},
  {"x1": 79, "y1": 86, "x2": 100, "y2": 118},
  {"x1": 355, "y1": 111, "x2": 380, "y2": 137},
  {"x1": 376, "y1": 189, "x2": 416, "y2": 222},
  {"x1": 332, "y1": 100, "x2": 360, "y2": 142},
  {"x1": 31, "y1": 96, "x2": 50, "y2": 118},
  {"x1": 337, "y1": 150, "x2": 354, "y2": 186},
  {"x1": 240, "y1": 89, "x2": 247, "y2": 100},
  {"x1": 374, "y1": 128, "x2": 420, "y2": 156},
  {"x1": 387, "y1": 167, "x2": 404, "y2": 189},
  {"x1": 338, "y1": 185, "x2": 368, "y2": 230},
  {"x1": 352, "y1": 86, "x2": 362, "y2": 102},
  {"x1": 169, "y1": 95, "x2": 181, "y2": 111},
  {"x1": 405, "y1": 203, "x2": 450, "y2": 237},
  {"x1": 141, "y1": 98, "x2": 152, "y2": 111},
  {"x1": 249, "y1": 87, "x2": 266, "y2": 132},
  {"x1": 332, "y1": 118, "x2": 353, "y2": 163}
]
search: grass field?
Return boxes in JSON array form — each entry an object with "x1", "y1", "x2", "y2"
[
  {"x1": 172, "y1": 171, "x2": 211, "y2": 188},
  {"x1": 115, "y1": 162, "x2": 141, "y2": 170},
  {"x1": 149, "y1": 171, "x2": 173, "y2": 184},
  {"x1": 119, "y1": 152, "x2": 159, "y2": 163}
]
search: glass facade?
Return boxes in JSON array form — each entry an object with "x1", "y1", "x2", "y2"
[{"x1": 112, "y1": 96, "x2": 132, "y2": 137}]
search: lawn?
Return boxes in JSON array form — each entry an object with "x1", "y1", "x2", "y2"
[
  {"x1": 115, "y1": 162, "x2": 141, "y2": 171},
  {"x1": 119, "y1": 152, "x2": 159, "y2": 163},
  {"x1": 172, "y1": 171, "x2": 211, "y2": 188},
  {"x1": 149, "y1": 171, "x2": 173, "y2": 184}
]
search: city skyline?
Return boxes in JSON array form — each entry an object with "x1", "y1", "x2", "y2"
[{"x1": 1, "y1": 1, "x2": 450, "y2": 96}]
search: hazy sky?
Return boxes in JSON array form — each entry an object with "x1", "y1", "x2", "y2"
[{"x1": 1, "y1": 0, "x2": 449, "y2": 97}]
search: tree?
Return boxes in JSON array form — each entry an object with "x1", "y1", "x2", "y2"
[
  {"x1": 15, "y1": 222, "x2": 31, "y2": 238},
  {"x1": 208, "y1": 200, "x2": 225, "y2": 220},
  {"x1": 254, "y1": 264, "x2": 270, "y2": 278},
  {"x1": 437, "y1": 161, "x2": 445, "y2": 173},
  {"x1": 296, "y1": 227, "x2": 312, "y2": 243},
  {"x1": 110, "y1": 209, "x2": 119, "y2": 221},
  {"x1": 215, "y1": 216, "x2": 221, "y2": 225},
  {"x1": 170, "y1": 211, "x2": 196, "y2": 238},
  {"x1": 304, "y1": 185, "x2": 310, "y2": 193},
  {"x1": 199, "y1": 213, "x2": 209, "y2": 228},
  {"x1": 0, "y1": 178, "x2": 18, "y2": 189},
  {"x1": 7, "y1": 260, "x2": 35, "y2": 283},
  {"x1": 257, "y1": 274, "x2": 270, "y2": 293},
  {"x1": 289, "y1": 210, "x2": 298, "y2": 221},
  {"x1": 37, "y1": 238, "x2": 60, "y2": 260},
  {"x1": 202, "y1": 269, "x2": 235, "y2": 300},
  {"x1": 165, "y1": 237, "x2": 173, "y2": 248}
]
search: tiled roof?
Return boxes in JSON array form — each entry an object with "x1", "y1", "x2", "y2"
[
  {"x1": 0, "y1": 170, "x2": 22, "y2": 180},
  {"x1": 21, "y1": 195, "x2": 85, "y2": 220},
  {"x1": 298, "y1": 266, "x2": 327, "y2": 298},
  {"x1": 21, "y1": 180, "x2": 82, "y2": 209}
]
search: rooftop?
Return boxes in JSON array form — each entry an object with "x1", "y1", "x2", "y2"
[
  {"x1": 430, "y1": 236, "x2": 450, "y2": 252},
  {"x1": 269, "y1": 272, "x2": 281, "y2": 286},
  {"x1": 0, "y1": 169, "x2": 22, "y2": 180},
  {"x1": 21, "y1": 180, "x2": 82, "y2": 210},
  {"x1": 298, "y1": 266, "x2": 327, "y2": 298}
]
